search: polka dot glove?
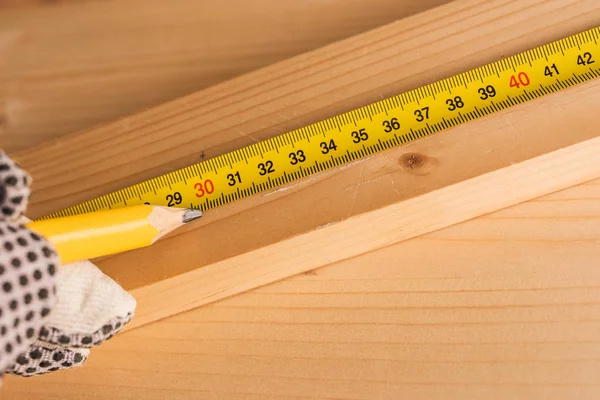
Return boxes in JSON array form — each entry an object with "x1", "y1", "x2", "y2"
[{"x1": 0, "y1": 151, "x2": 136, "y2": 379}]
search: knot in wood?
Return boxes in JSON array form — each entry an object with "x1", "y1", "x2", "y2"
[
  {"x1": 402, "y1": 153, "x2": 424, "y2": 170},
  {"x1": 400, "y1": 152, "x2": 438, "y2": 176}
]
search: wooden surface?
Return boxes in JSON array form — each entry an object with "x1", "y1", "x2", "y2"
[
  {"x1": 2, "y1": 0, "x2": 600, "y2": 398},
  {"x1": 17, "y1": 0, "x2": 600, "y2": 220},
  {"x1": 12, "y1": 0, "x2": 600, "y2": 331},
  {"x1": 4, "y1": 178, "x2": 600, "y2": 399},
  {"x1": 102, "y1": 81, "x2": 600, "y2": 331},
  {"x1": 0, "y1": 0, "x2": 450, "y2": 152}
]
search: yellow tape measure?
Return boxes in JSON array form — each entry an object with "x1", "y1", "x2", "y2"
[{"x1": 45, "y1": 27, "x2": 600, "y2": 220}]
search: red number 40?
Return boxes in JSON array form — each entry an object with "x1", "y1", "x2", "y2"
[
  {"x1": 194, "y1": 180, "x2": 215, "y2": 198},
  {"x1": 509, "y1": 72, "x2": 530, "y2": 89}
]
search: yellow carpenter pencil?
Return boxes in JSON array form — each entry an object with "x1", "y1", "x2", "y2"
[{"x1": 25, "y1": 205, "x2": 202, "y2": 264}]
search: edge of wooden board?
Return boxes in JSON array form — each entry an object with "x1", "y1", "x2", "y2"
[{"x1": 122, "y1": 77, "x2": 600, "y2": 330}]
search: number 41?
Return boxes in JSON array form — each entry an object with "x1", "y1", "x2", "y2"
[{"x1": 544, "y1": 63, "x2": 559, "y2": 77}]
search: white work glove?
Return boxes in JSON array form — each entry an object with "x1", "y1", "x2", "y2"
[{"x1": 0, "y1": 151, "x2": 136, "y2": 379}]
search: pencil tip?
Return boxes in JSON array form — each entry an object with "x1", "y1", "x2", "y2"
[{"x1": 182, "y1": 209, "x2": 203, "y2": 223}]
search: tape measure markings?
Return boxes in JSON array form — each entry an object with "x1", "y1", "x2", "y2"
[{"x1": 43, "y1": 27, "x2": 600, "y2": 220}]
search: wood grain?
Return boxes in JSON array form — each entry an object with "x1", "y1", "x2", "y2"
[
  {"x1": 124, "y1": 83, "x2": 600, "y2": 330},
  {"x1": 16, "y1": 0, "x2": 600, "y2": 219},
  {"x1": 2, "y1": 2, "x2": 600, "y2": 397},
  {"x1": 4, "y1": 178, "x2": 600, "y2": 399},
  {"x1": 11, "y1": 0, "x2": 600, "y2": 330},
  {"x1": 0, "y1": 0, "x2": 451, "y2": 152}
]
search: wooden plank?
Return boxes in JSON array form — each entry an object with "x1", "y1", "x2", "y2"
[
  {"x1": 0, "y1": 0, "x2": 450, "y2": 152},
  {"x1": 11, "y1": 0, "x2": 600, "y2": 330},
  {"x1": 17, "y1": 0, "x2": 600, "y2": 219},
  {"x1": 4, "y1": 178, "x2": 600, "y2": 399}
]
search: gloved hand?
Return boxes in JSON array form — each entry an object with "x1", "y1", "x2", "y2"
[{"x1": 0, "y1": 151, "x2": 136, "y2": 379}]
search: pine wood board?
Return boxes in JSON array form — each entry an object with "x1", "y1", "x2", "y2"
[
  {"x1": 17, "y1": 0, "x2": 600, "y2": 219},
  {"x1": 0, "y1": 0, "x2": 451, "y2": 152},
  {"x1": 3, "y1": 178, "x2": 600, "y2": 399},
  {"x1": 12, "y1": 0, "x2": 600, "y2": 331}
]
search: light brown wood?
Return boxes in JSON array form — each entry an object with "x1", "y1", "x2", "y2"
[
  {"x1": 4, "y1": 178, "x2": 600, "y2": 399},
  {"x1": 3, "y1": 1, "x2": 600, "y2": 398},
  {"x1": 16, "y1": 0, "x2": 600, "y2": 219},
  {"x1": 0, "y1": 0, "x2": 451, "y2": 152},
  {"x1": 12, "y1": 0, "x2": 600, "y2": 330},
  {"x1": 125, "y1": 92, "x2": 600, "y2": 330}
]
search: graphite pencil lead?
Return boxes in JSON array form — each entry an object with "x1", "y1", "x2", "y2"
[{"x1": 182, "y1": 209, "x2": 202, "y2": 223}]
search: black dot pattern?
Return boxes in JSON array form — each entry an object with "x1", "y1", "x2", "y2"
[
  {"x1": 8, "y1": 346, "x2": 88, "y2": 377},
  {"x1": 0, "y1": 152, "x2": 58, "y2": 375},
  {"x1": 0, "y1": 152, "x2": 31, "y2": 219},
  {"x1": 38, "y1": 312, "x2": 134, "y2": 348},
  {"x1": 0, "y1": 152, "x2": 137, "y2": 378}
]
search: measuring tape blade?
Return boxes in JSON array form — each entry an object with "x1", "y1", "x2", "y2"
[{"x1": 44, "y1": 27, "x2": 600, "y2": 220}]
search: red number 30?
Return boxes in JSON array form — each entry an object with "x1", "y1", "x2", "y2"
[{"x1": 194, "y1": 180, "x2": 215, "y2": 198}]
